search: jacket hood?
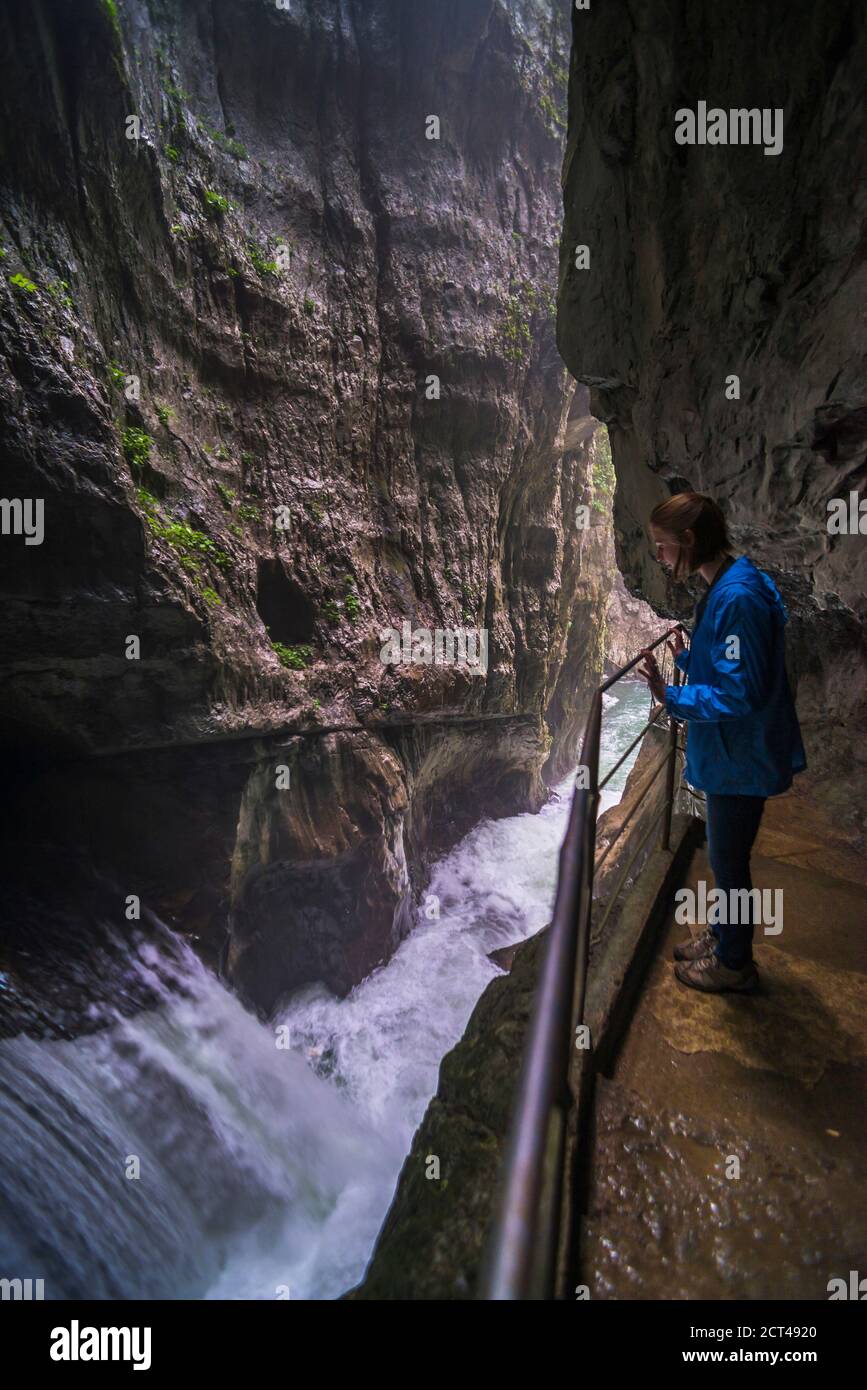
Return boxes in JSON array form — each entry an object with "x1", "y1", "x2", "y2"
[{"x1": 714, "y1": 555, "x2": 789, "y2": 624}]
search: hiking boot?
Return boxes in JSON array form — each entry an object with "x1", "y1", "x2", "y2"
[
  {"x1": 674, "y1": 953, "x2": 759, "y2": 995},
  {"x1": 673, "y1": 926, "x2": 717, "y2": 962}
]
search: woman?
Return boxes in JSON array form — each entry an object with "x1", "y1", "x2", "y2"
[{"x1": 637, "y1": 493, "x2": 806, "y2": 994}]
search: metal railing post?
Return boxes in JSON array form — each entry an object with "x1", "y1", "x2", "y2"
[{"x1": 660, "y1": 666, "x2": 680, "y2": 851}]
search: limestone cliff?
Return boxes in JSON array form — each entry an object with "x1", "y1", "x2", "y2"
[
  {"x1": 0, "y1": 0, "x2": 616, "y2": 1017},
  {"x1": 558, "y1": 0, "x2": 867, "y2": 845},
  {"x1": 605, "y1": 572, "x2": 670, "y2": 673}
]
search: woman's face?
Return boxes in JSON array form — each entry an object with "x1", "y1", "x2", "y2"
[{"x1": 651, "y1": 526, "x2": 684, "y2": 573}]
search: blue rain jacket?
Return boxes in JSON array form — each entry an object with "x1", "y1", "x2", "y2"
[{"x1": 665, "y1": 556, "x2": 807, "y2": 797}]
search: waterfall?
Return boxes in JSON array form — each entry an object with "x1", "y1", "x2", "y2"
[{"x1": 0, "y1": 683, "x2": 650, "y2": 1299}]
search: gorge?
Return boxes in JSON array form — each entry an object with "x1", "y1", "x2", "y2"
[
  {"x1": 1, "y1": 0, "x2": 864, "y2": 1309},
  {"x1": 0, "y1": 0, "x2": 617, "y2": 1024}
]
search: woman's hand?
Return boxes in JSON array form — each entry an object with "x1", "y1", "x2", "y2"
[
  {"x1": 637, "y1": 649, "x2": 666, "y2": 704},
  {"x1": 667, "y1": 626, "x2": 687, "y2": 660}
]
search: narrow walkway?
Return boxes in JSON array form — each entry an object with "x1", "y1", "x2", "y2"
[{"x1": 580, "y1": 782, "x2": 867, "y2": 1299}]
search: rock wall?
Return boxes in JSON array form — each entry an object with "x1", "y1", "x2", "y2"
[
  {"x1": 558, "y1": 0, "x2": 867, "y2": 842},
  {"x1": 605, "y1": 571, "x2": 670, "y2": 673},
  {"x1": 0, "y1": 0, "x2": 617, "y2": 1014}
]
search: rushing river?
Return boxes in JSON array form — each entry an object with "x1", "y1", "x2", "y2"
[{"x1": 0, "y1": 682, "x2": 650, "y2": 1300}]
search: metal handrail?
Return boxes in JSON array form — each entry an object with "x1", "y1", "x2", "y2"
[{"x1": 478, "y1": 625, "x2": 683, "y2": 1300}]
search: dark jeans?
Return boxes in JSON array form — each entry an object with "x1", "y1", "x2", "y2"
[{"x1": 706, "y1": 793, "x2": 766, "y2": 969}]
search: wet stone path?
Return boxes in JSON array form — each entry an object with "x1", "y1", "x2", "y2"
[{"x1": 580, "y1": 781, "x2": 867, "y2": 1300}]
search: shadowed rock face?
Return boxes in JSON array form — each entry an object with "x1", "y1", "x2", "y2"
[
  {"x1": 558, "y1": 0, "x2": 867, "y2": 813},
  {"x1": 605, "y1": 572, "x2": 669, "y2": 673},
  {"x1": 0, "y1": 0, "x2": 616, "y2": 1013}
]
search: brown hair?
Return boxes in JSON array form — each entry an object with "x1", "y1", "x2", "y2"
[{"x1": 649, "y1": 492, "x2": 732, "y2": 580}]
